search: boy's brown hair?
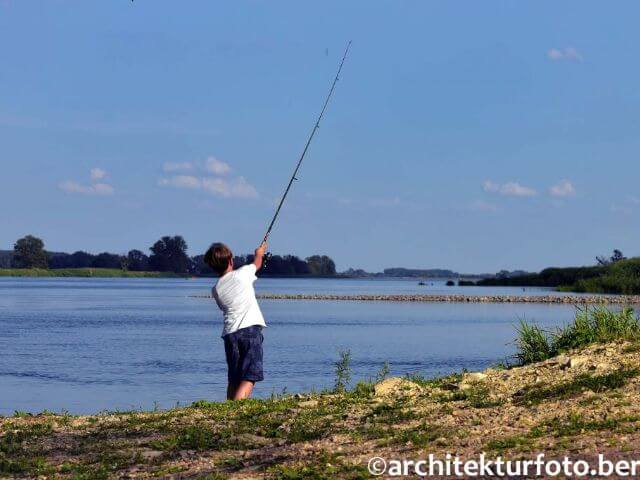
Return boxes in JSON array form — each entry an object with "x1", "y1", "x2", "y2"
[{"x1": 204, "y1": 243, "x2": 233, "y2": 275}]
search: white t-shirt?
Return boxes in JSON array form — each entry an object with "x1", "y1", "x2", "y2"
[{"x1": 212, "y1": 264, "x2": 266, "y2": 337}]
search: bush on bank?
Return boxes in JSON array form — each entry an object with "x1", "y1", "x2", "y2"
[{"x1": 515, "y1": 306, "x2": 640, "y2": 366}]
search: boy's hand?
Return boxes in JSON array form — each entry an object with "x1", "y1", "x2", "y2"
[
  {"x1": 253, "y1": 242, "x2": 267, "y2": 270},
  {"x1": 255, "y1": 242, "x2": 267, "y2": 257}
]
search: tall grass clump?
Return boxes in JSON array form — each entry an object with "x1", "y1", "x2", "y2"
[
  {"x1": 333, "y1": 349, "x2": 352, "y2": 393},
  {"x1": 514, "y1": 306, "x2": 640, "y2": 366},
  {"x1": 553, "y1": 307, "x2": 639, "y2": 351},
  {"x1": 515, "y1": 320, "x2": 553, "y2": 366}
]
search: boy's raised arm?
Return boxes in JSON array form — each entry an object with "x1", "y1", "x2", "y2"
[{"x1": 253, "y1": 242, "x2": 267, "y2": 271}]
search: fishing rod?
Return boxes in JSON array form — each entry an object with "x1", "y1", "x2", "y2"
[{"x1": 261, "y1": 41, "x2": 352, "y2": 246}]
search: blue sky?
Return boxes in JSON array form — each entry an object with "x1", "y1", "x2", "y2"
[{"x1": 1, "y1": 1, "x2": 639, "y2": 272}]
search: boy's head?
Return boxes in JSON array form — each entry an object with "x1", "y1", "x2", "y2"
[{"x1": 204, "y1": 242, "x2": 233, "y2": 275}]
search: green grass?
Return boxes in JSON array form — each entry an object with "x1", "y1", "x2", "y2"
[
  {"x1": 405, "y1": 371, "x2": 465, "y2": 389},
  {"x1": 515, "y1": 320, "x2": 553, "y2": 365},
  {"x1": 485, "y1": 435, "x2": 535, "y2": 452},
  {"x1": 269, "y1": 452, "x2": 370, "y2": 480},
  {"x1": 0, "y1": 422, "x2": 54, "y2": 475},
  {"x1": 533, "y1": 412, "x2": 640, "y2": 437},
  {"x1": 478, "y1": 257, "x2": 640, "y2": 294},
  {"x1": 569, "y1": 257, "x2": 640, "y2": 294},
  {"x1": 449, "y1": 383, "x2": 503, "y2": 408},
  {"x1": 486, "y1": 412, "x2": 640, "y2": 454},
  {"x1": 514, "y1": 368, "x2": 639, "y2": 405},
  {"x1": 514, "y1": 306, "x2": 640, "y2": 366},
  {"x1": 0, "y1": 268, "x2": 180, "y2": 278},
  {"x1": 391, "y1": 423, "x2": 448, "y2": 447}
]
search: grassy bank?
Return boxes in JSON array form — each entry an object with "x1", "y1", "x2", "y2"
[
  {"x1": 2, "y1": 307, "x2": 640, "y2": 478},
  {"x1": 0, "y1": 268, "x2": 181, "y2": 278},
  {"x1": 478, "y1": 257, "x2": 640, "y2": 294}
]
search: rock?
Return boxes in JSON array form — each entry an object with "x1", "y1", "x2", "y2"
[
  {"x1": 231, "y1": 433, "x2": 272, "y2": 448},
  {"x1": 557, "y1": 355, "x2": 571, "y2": 369},
  {"x1": 441, "y1": 382, "x2": 459, "y2": 391},
  {"x1": 298, "y1": 400, "x2": 319, "y2": 408},
  {"x1": 139, "y1": 450, "x2": 163, "y2": 460},
  {"x1": 374, "y1": 377, "x2": 422, "y2": 397},
  {"x1": 459, "y1": 372, "x2": 487, "y2": 390},
  {"x1": 569, "y1": 356, "x2": 588, "y2": 369}
]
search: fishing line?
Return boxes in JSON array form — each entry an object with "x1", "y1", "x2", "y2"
[{"x1": 262, "y1": 41, "x2": 352, "y2": 245}]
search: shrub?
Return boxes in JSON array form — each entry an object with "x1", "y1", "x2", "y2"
[
  {"x1": 333, "y1": 349, "x2": 352, "y2": 393},
  {"x1": 514, "y1": 307, "x2": 640, "y2": 366}
]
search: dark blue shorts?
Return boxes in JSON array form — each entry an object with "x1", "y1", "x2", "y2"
[{"x1": 223, "y1": 325, "x2": 264, "y2": 384}]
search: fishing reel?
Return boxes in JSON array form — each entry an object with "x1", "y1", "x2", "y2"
[{"x1": 262, "y1": 252, "x2": 273, "y2": 271}]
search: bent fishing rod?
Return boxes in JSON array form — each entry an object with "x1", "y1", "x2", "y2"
[{"x1": 261, "y1": 41, "x2": 352, "y2": 246}]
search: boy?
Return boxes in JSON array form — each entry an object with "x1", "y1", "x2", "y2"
[{"x1": 204, "y1": 241, "x2": 267, "y2": 400}]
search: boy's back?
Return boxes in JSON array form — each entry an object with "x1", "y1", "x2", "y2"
[
  {"x1": 205, "y1": 241, "x2": 268, "y2": 400},
  {"x1": 212, "y1": 263, "x2": 266, "y2": 337}
]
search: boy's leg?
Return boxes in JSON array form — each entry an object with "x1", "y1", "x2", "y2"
[
  {"x1": 227, "y1": 382, "x2": 238, "y2": 400},
  {"x1": 233, "y1": 380, "x2": 254, "y2": 400}
]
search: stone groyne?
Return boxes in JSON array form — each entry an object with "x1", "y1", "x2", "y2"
[{"x1": 191, "y1": 293, "x2": 640, "y2": 304}]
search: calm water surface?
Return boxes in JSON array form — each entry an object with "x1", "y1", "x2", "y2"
[{"x1": 0, "y1": 277, "x2": 579, "y2": 414}]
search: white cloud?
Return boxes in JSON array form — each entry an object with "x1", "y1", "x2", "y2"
[
  {"x1": 159, "y1": 155, "x2": 257, "y2": 199},
  {"x1": 158, "y1": 175, "x2": 202, "y2": 189},
  {"x1": 159, "y1": 175, "x2": 258, "y2": 199},
  {"x1": 59, "y1": 181, "x2": 114, "y2": 196},
  {"x1": 549, "y1": 180, "x2": 576, "y2": 197},
  {"x1": 59, "y1": 168, "x2": 115, "y2": 195},
  {"x1": 547, "y1": 47, "x2": 583, "y2": 62},
  {"x1": 482, "y1": 180, "x2": 500, "y2": 193},
  {"x1": 90, "y1": 167, "x2": 107, "y2": 180},
  {"x1": 483, "y1": 180, "x2": 537, "y2": 197},
  {"x1": 205, "y1": 156, "x2": 231, "y2": 176},
  {"x1": 162, "y1": 162, "x2": 193, "y2": 172},
  {"x1": 203, "y1": 176, "x2": 258, "y2": 198}
]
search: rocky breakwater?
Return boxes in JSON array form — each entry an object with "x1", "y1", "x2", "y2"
[{"x1": 255, "y1": 293, "x2": 640, "y2": 304}]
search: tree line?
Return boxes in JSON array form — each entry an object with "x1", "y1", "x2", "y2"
[{"x1": 8, "y1": 235, "x2": 336, "y2": 276}]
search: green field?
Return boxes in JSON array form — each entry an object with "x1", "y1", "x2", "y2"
[{"x1": 0, "y1": 268, "x2": 181, "y2": 278}]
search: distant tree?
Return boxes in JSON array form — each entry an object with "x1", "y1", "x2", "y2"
[
  {"x1": 49, "y1": 251, "x2": 96, "y2": 269},
  {"x1": 611, "y1": 249, "x2": 626, "y2": 263},
  {"x1": 0, "y1": 251, "x2": 12, "y2": 268},
  {"x1": 496, "y1": 270, "x2": 510, "y2": 279},
  {"x1": 48, "y1": 253, "x2": 71, "y2": 269},
  {"x1": 68, "y1": 251, "x2": 95, "y2": 268},
  {"x1": 12, "y1": 235, "x2": 48, "y2": 269},
  {"x1": 127, "y1": 249, "x2": 149, "y2": 271},
  {"x1": 596, "y1": 249, "x2": 627, "y2": 266},
  {"x1": 306, "y1": 255, "x2": 336, "y2": 276},
  {"x1": 92, "y1": 252, "x2": 122, "y2": 269},
  {"x1": 260, "y1": 254, "x2": 309, "y2": 275},
  {"x1": 149, "y1": 236, "x2": 190, "y2": 273}
]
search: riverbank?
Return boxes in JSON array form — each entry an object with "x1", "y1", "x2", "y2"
[
  {"x1": 0, "y1": 268, "x2": 180, "y2": 278},
  {"x1": 201, "y1": 293, "x2": 640, "y2": 304},
  {"x1": 2, "y1": 339, "x2": 640, "y2": 478}
]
